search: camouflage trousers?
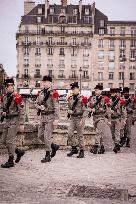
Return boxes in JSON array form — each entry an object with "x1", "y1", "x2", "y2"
[
  {"x1": 120, "y1": 115, "x2": 132, "y2": 139},
  {"x1": 68, "y1": 117, "x2": 85, "y2": 150},
  {"x1": 110, "y1": 118, "x2": 121, "y2": 144},
  {"x1": 38, "y1": 114, "x2": 55, "y2": 152},
  {"x1": 2, "y1": 116, "x2": 20, "y2": 156},
  {"x1": 93, "y1": 116, "x2": 105, "y2": 147}
]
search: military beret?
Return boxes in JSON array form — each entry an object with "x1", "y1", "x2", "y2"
[
  {"x1": 94, "y1": 84, "x2": 103, "y2": 90},
  {"x1": 70, "y1": 82, "x2": 79, "y2": 89},
  {"x1": 4, "y1": 78, "x2": 14, "y2": 86}
]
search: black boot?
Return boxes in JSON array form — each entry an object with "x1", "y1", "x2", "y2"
[
  {"x1": 119, "y1": 136, "x2": 126, "y2": 147},
  {"x1": 98, "y1": 145, "x2": 105, "y2": 154},
  {"x1": 1, "y1": 156, "x2": 14, "y2": 168},
  {"x1": 41, "y1": 151, "x2": 51, "y2": 163},
  {"x1": 126, "y1": 138, "x2": 130, "y2": 148},
  {"x1": 77, "y1": 149, "x2": 84, "y2": 158},
  {"x1": 15, "y1": 148, "x2": 25, "y2": 163},
  {"x1": 51, "y1": 143, "x2": 60, "y2": 158},
  {"x1": 93, "y1": 145, "x2": 99, "y2": 154},
  {"x1": 67, "y1": 146, "x2": 78, "y2": 157},
  {"x1": 113, "y1": 143, "x2": 120, "y2": 154}
]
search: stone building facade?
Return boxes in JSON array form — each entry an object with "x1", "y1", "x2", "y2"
[{"x1": 16, "y1": 0, "x2": 136, "y2": 93}]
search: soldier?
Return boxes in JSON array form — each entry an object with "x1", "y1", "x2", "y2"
[
  {"x1": 88, "y1": 84, "x2": 110, "y2": 154},
  {"x1": 1, "y1": 78, "x2": 25, "y2": 168},
  {"x1": 109, "y1": 88, "x2": 127, "y2": 153},
  {"x1": 36, "y1": 75, "x2": 60, "y2": 163},
  {"x1": 67, "y1": 82, "x2": 87, "y2": 158},
  {"x1": 120, "y1": 87, "x2": 134, "y2": 148}
]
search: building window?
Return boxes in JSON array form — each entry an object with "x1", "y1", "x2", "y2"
[
  {"x1": 60, "y1": 48, "x2": 65, "y2": 56},
  {"x1": 119, "y1": 72, "x2": 124, "y2": 80},
  {"x1": 37, "y1": 17, "x2": 42, "y2": 23},
  {"x1": 50, "y1": 8, "x2": 54, "y2": 14},
  {"x1": 24, "y1": 36, "x2": 29, "y2": 43},
  {"x1": 120, "y1": 27, "x2": 125, "y2": 36},
  {"x1": 36, "y1": 36, "x2": 40, "y2": 45},
  {"x1": 98, "y1": 61, "x2": 104, "y2": 70},
  {"x1": 100, "y1": 20, "x2": 104, "y2": 27},
  {"x1": 119, "y1": 83, "x2": 123, "y2": 88},
  {"x1": 24, "y1": 48, "x2": 29, "y2": 55},
  {"x1": 83, "y1": 48, "x2": 89, "y2": 57},
  {"x1": 83, "y1": 60, "x2": 89, "y2": 68},
  {"x1": 35, "y1": 48, "x2": 41, "y2": 55},
  {"x1": 109, "y1": 62, "x2": 115, "y2": 70},
  {"x1": 59, "y1": 16, "x2": 67, "y2": 23},
  {"x1": 61, "y1": 9, "x2": 66, "y2": 14},
  {"x1": 120, "y1": 40, "x2": 126, "y2": 48},
  {"x1": 130, "y1": 72, "x2": 135, "y2": 80},
  {"x1": 109, "y1": 40, "x2": 115, "y2": 48},
  {"x1": 129, "y1": 63, "x2": 136, "y2": 69},
  {"x1": 109, "y1": 72, "x2": 114, "y2": 80},
  {"x1": 38, "y1": 7, "x2": 42, "y2": 14},
  {"x1": 70, "y1": 70, "x2": 77, "y2": 78},
  {"x1": 109, "y1": 51, "x2": 115, "y2": 61},
  {"x1": 59, "y1": 70, "x2": 64, "y2": 77},
  {"x1": 71, "y1": 48, "x2": 77, "y2": 56},
  {"x1": 131, "y1": 40, "x2": 136, "y2": 47},
  {"x1": 129, "y1": 83, "x2": 135, "y2": 90},
  {"x1": 109, "y1": 27, "x2": 115, "y2": 36},
  {"x1": 130, "y1": 50, "x2": 135, "y2": 59},
  {"x1": 35, "y1": 69, "x2": 40, "y2": 76},
  {"x1": 24, "y1": 58, "x2": 29, "y2": 66},
  {"x1": 73, "y1": 9, "x2": 77, "y2": 15},
  {"x1": 48, "y1": 48, "x2": 53, "y2": 55},
  {"x1": 83, "y1": 70, "x2": 88, "y2": 77},
  {"x1": 98, "y1": 50, "x2": 104, "y2": 59},
  {"x1": 98, "y1": 39, "x2": 104, "y2": 48},
  {"x1": 108, "y1": 83, "x2": 113, "y2": 88},
  {"x1": 131, "y1": 28, "x2": 136, "y2": 36},
  {"x1": 71, "y1": 60, "x2": 77, "y2": 68},
  {"x1": 61, "y1": 26, "x2": 65, "y2": 33},
  {"x1": 25, "y1": 26, "x2": 29, "y2": 33},
  {"x1": 85, "y1": 8, "x2": 89, "y2": 15},
  {"x1": 99, "y1": 29, "x2": 105, "y2": 35},
  {"x1": 48, "y1": 70, "x2": 53, "y2": 76},
  {"x1": 83, "y1": 17, "x2": 90, "y2": 24},
  {"x1": 98, "y1": 72, "x2": 103, "y2": 80}
]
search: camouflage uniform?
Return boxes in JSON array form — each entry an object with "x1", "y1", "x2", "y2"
[
  {"x1": 67, "y1": 94, "x2": 87, "y2": 151},
  {"x1": 1, "y1": 92, "x2": 23, "y2": 156},
  {"x1": 36, "y1": 87, "x2": 59, "y2": 152},
  {"x1": 88, "y1": 95, "x2": 110, "y2": 154},
  {"x1": 109, "y1": 95, "x2": 127, "y2": 152}
]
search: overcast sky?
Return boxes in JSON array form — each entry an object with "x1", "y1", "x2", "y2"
[{"x1": 0, "y1": 0, "x2": 136, "y2": 76}]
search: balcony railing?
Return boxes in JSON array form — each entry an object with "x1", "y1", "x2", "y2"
[
  {"x1": 35, "y1": 64, "x2": 41, "y2": 67},
  {"x1": 130, "y1": 57, "x2": 136, "y2": 62},
  {"x1": 81, "y1": 42, "x2": 91, "y2": 46},
  {"x1": 47, "y1": 64, "x2": 53, "y2": 68},
  {"x1": 108, "y1": 56, "x2": 115, "y2": 61},
  {"x1": 58, "y1": 75, "x2": 66, "y2": 78},
  {"x1": 22, "y1": 74, "x2": 30, "y2": 79},
  {"x1": 35, "y1": 53, "x2": 41, "y2": 56},
  {"x1": 71, "y1": 65, "x2": 77, "y2": 68},
  {"x1": 33, "y1": 41, "x2": 44, "y2": 46},
  {"x1": 69, "y1": 75, "x2": 78, "y2": 79},
  {"x1": 34, "y1": 74, "x2": 42, "y2": 78},
  {"x1": 59, "y1": 64, "x2": 65, "y2": 69},
  {"x1": 57, "y1": 42, "x2": 67, "y2": 46},
  {"x1": 46, "y1": 42, "x2": 55, "y2": 46},
  {"x1": 22, "y1": 41, "x2": 31, "y2": 46},
  {"x1": 119, "y1": 45, "x2": 126, "y2": 50},
  {"x1": 70, "y1": 43, "x2": 79, "y2": 47},
  {"x1": 130, "y1": 45, "x2": 136, "y2": 49},
  {"x1": 23, "y1": 64, "x2": 29, "y2": 67},
  {"x1": 82, "y1": 75, "x2": 89, "y2": 79}
]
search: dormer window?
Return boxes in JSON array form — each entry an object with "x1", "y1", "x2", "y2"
[
  {"x1": 61, "y1": 9, "x2": 66, "y2": 14},
  {"x1": 85, "y1": 9, "x2": 89, "y2": 15},
  {"x1": 73, "y1": 9, "x2": 77, "y2": 15},
  {"x1": 38, "y1": 8, "x2": 42, "y2": 14},
  {"x1": 50, "y1": 8, "x2": 54, "y2": 14},
  {"x1": 37, "y1": 17, "x2": 42, "y2": 23},
  {"x1": 100, "y1": 20, "x2": 105, "y2": 27}
]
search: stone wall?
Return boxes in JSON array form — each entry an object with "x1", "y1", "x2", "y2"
[{"x1": 0, "y1": 99, "x2": 95, "y2": 151}]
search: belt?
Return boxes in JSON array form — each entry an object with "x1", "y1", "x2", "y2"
[
  {"x1": 41, "y1": 111, "x2": 55, "y2": 115},
  {"x1": 111, "y1": 116, "x2": 121, "y2": 119},
  {"x1": 71, "y1": 113, "x2": 83, "y2": 117}
]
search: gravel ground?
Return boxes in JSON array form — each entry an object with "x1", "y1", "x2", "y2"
[{"x1": 0, "y1": 124, "x2": 136, "y2": 204}]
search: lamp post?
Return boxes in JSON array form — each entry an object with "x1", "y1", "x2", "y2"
[
  {"x1": 79, "y1": 67, "x2": 82, "y2": 94},
  {"x1": 119, "y1": 54, "x2": 127, "y2": 88}
]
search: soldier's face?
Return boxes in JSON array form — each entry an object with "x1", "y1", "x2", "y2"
[
  {"x1": 124, "y1": 92, "x2": 129, "y2": 97},
  {"x1": 42, "y1": 81, "x2": 52, "y2": 89},
  {"x1": 111, "y1": 93, "x2": 117, "y2": 97},
  {"x1": 95, "y1": 89, "x2": 102, "y2": 96},
  {"x1": 72, "y1": 87, "x2": 79, "y2": 95},
  {"x1": 6, "y1": 85, "x2": 14, "y2": 93}
]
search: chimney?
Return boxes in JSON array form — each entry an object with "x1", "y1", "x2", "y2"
[
  {"x1": 24, "y1": 0, "x2": 35, "y2": 15},
  {"x1": 45, "y1": 0, "x2": 49, "y2": 18},
  {"x1": 79, "y1": 0, "x2": 82, "y2": 20},
  {"x1": 91, "y1": 2, "x2": 95, "y2": 16},
  {"x1": 61, "y1": 0, "x2": 67, "y2": 7}
]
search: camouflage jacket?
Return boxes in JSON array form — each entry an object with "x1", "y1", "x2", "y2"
[
  {"x1": 36, "y1": 87, "x2": 60, "y2": 120},
  {"x1": 87, "y1": 95, "x2": 110, "y2": 118},
  {"x1": 67, "y1": 94, "x2": 87, "y2": 118},
  {"x1": 1, "y1": 91, "x2": 23, "y2": 117}
]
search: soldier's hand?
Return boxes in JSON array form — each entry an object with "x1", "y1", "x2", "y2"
[
  {"x1": 92, "y1": 108, "x2": 96, "y2": 113},
  {"x1": 68, "y1": 110, "x2": 73, "y2": 115},
  {"x1": 1, "y1": 112, "x2": 6, "y2": 116},
  {"x1": 53, "y1": 120, "x2": 59, "y2": 127},
  {"x1": 107, "y1": 121, "x2": 111, "y2": 126},
  {"x1": 122, "y1": 120, "x2": 126, "y2": 125}
]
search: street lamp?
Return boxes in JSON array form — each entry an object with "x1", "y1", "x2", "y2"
[
  {"x1": 119, "y1": 54, "x2": 127, "y2": 88},
  {"x1": 79, "y1": 67, "x2": 82, "y2": 94}
]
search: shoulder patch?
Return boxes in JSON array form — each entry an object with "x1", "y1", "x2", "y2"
[{"x1": 53, "y1": 90, "x2": 59, "y2": 98}]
